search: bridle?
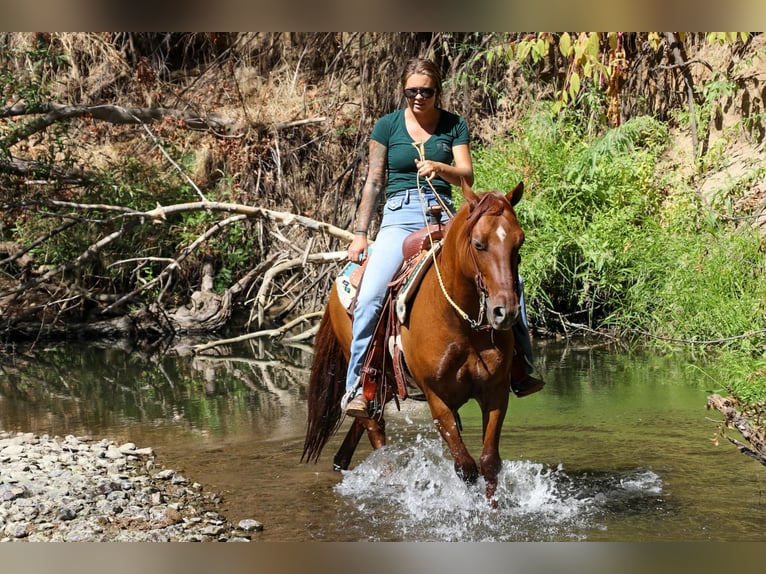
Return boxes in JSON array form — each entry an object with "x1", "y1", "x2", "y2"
[{"x1": 412, "y1": 139, "x2": 507, "y2": 331}]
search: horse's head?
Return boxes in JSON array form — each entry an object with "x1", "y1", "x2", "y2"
[{"x1": 459, "y1": 179, "x2": 525, "y2": 331}]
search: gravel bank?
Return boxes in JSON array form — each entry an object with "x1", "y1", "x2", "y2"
[{"x1": 0, "y1": 430, "x2": 262, "y2": 542}]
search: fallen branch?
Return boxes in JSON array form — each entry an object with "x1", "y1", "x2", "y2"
[
  {"x1": 1, "y1": 194, "x2": 351, "y2": 341},
  {"x1": 707, "y1": 393, "x2": 766, "y2": 467},
  {"x1": 629, "y1": 328, "x2": 766, "y2": 346},
  {"x1": 143, "y1": 201, "x2": 354, "y2": 243},
  {"x1": 192, "y1": 311, "x2": 323, "y2": 353},
  {"x1": 0, "y1": 102, "x2": 326, "y2": 150}
]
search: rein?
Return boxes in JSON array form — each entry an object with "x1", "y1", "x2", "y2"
[{"x1": 412, "y1": 141, "x2": 492, "y2": 331}]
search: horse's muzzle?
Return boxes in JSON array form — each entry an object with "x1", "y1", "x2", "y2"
[{"x1": 488, "y1": 303, "x2": 520, "y2": 331}]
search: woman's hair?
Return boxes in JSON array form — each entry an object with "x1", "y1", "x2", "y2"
[{"x1": 400, "y1": 57, "x2": 442, "y2": 107}]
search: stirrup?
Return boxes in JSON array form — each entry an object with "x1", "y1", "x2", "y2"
[{"x1": 340, "y1": 377, "x2": 362, "y2": 411}]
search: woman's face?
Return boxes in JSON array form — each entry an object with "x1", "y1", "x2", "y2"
[{"x1": 403, "y1": 73, "x2": 438, "y2": 113}]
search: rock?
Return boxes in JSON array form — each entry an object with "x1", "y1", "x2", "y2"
[
  {"x1": 153, "y1": 469, "x2": 176, "y2": 480},
  {"x1": 238, "y1": 518, "x2": 264, "y2": 532},
  {"x1": 4, "y1": 522, "x2": 28, "y2": 538},
  {"x1": 0, "y1": 430, "x2": 259, "y2": 542},
  {"x1": 0, "y1": 485, "x2": 26, "y2": 501},
  {"x1": 1, "y1": 444, "x2": 26, "y2": 457}
]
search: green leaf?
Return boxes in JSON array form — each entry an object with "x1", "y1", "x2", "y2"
[
  {"x1": 534, "y1": 38, "x2": 548, "y2": 62},
  {"x1": 559, "y1": 32, "x2": 572, "y2": 58},
  {"x1": 608, "y1": 32, "x2": 618, "y2": 51},
  {"x1": 570, "y1": 71, "x2": 581, "y2": 99},
  {"x1": 517, "y1": 40, "x2": 531, "y2": 62},
  {"x1": 586, "y1": 32, "x2": 600, "y2": 59}
]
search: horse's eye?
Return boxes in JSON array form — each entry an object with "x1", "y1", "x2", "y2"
[{"x1": 473, "y1": 239, "x2": 486, "y2": 251}]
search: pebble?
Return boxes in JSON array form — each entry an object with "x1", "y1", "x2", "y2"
[{"x1": 0, "y1": 430, "x2": 261, "y2": 542}]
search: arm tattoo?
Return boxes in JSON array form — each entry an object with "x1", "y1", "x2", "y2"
[{"x1": 355, "y1": 141, "x2": 387, "y2": 231}]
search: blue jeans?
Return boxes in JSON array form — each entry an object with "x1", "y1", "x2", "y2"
[
  {"x1": 345, "y1": 188, "x2": 452, "y2": 392},
  {"x1": 514, "y1": 275, "x2": 534, "y2": 374}
]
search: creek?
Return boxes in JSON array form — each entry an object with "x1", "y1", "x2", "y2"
[{"x1": 0, "y1": 338, "x2": 763, "y2": 541}]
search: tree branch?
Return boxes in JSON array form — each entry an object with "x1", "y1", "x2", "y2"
[
  {"x1": 192, "y1": 311, "x2": 324, "y2": 353},
  {"x1": 707, "y1": 394, "x2": 766, "y2": 466},
  {"x1": 0, "y1": 101, "x2": 326, "y2": 153}
]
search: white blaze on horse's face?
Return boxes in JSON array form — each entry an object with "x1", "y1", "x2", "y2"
[{"x1": 496, "y1": 226, "x2": 507, "y2": 243}]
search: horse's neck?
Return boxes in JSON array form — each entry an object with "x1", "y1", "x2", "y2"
[{"x1": 431, "y1": 225, "x2": 481, "y2": 315}]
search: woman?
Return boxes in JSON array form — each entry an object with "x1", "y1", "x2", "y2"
[{"x1": 342, "y1": 58, "x2": 540, "y2": 418}]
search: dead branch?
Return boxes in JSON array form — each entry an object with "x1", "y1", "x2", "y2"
[
  {"x1": 664, "y1": 32, "x2": 699, "y2": 158},
  {"x1": 3, "y1": 226, "x2": 132, "y2": 297},
  {"x1": 707, "y1": 393, "x2": 766, "y2": 466},
  {"x1": 143, "y1": 201, "x2": 354, "y2": 243},
  {"x1": 0, "y1": 101, "x2": 326, "y2": 153},
  {"x1": 192, "y1": 311, "x2": 324, "y2": 353},
  {"x1": 138, "y1": 121, "x2": 207, "y2": 201},
  {"x1": 250, "y1": 252, "x2": 345, "y2": 328},
  {"x1": 0, "y1": 102, "x2": 235, "y2": 150},
  {"x1": 103, "y1": 213, "x2": 249, "y2": 314},
  {"x1": 1, "y1": 193, "x2": 350, "y2": 342}
]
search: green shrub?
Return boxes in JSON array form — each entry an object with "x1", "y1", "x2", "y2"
[{"x1": 473, "y1": 106, "x2": 766, "y2": 364}]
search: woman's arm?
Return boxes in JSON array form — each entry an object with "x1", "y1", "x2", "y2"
[
  {"x1": 347, "y1": 139, "x2": 387, "y2": 262},
  {"x1": 414, "y1": 143, "x2": 473, "y2": 187}
]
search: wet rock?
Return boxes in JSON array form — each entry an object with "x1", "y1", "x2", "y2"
[{"x1": 238, "y1": 518, "x2": 264, "y2": 532}]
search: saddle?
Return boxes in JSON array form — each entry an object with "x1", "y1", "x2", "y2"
[{"x1": 335, "y1": 223, "x2": 446, "y2": 411}]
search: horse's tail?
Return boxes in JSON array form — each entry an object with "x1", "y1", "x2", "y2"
[{"x1": 301, "y1": 305, "x2": 347, "y2": 463}]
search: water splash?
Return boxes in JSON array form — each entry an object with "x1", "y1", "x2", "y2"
[{"x1": 334, "y1": 432, "x2": 664, "y2": 541}]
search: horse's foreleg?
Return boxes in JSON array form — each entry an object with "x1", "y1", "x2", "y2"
[
  {"x1": 428, "y1": 398, "x2": 478, "y2": 483},
  {"x1": 480, "y1": 403, "x2": 508, "y2": 505},
  {"x1": 332, "y1": 417, "x2": 386, "y2": 471},
  {"x1": 333, "y1": 420, "x2": 365, "y2": 470},
  {"x1": 363, "y1": 416, "x2": 386, "y2": 449}
]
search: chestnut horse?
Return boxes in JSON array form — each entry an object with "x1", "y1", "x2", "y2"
[{"x1": 302, "y1": 181, "x2": 525, "y2": 502}]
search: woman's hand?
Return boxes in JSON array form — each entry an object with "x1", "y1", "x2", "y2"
[
  {"x1": 347, "y1": 234, "x2": 368, "y2": 263},
  {"x1": 415, "y1": 158, "x2": 440, "y2": 180},
  {"x1": 414, "y1": 144, "x2": 473, "y2": 187}
]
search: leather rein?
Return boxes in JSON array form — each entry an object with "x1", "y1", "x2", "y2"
[{"x1": 412, "y1": 141, "x2": 495, "y2": 331}]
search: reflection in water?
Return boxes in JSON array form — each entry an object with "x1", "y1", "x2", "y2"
[
  {"x1": 0, "y1": 340, "x2": 312, "y2": 440},
  {"x1": 0, "y1": 338, "x2": 764, "y2": 541}
]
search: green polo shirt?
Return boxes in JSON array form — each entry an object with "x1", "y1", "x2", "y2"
[{"x1": 370, "y1": 108, "x2": 470, "y2": 198}]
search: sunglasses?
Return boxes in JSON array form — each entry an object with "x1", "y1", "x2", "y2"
[{"x1": 404, "y1": 87, "x2": 436, "y2": 99}]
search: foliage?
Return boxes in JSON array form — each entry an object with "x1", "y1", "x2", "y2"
[
  {"x1": 0, "y1": 38, "x2": 65, "y2": 111},
  {"x1": 482, "y1": 32, "x2": 752, "y2": 121},
  {"x1": 475, "y1": 107, "x2": 663, "y2": 327},
  {"x1": 474, "y1": 106, "x2": 765, "y2": 365}
]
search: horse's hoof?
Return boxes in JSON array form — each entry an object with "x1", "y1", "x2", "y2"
[{"x1": 456, "y1": 465, "x2": 479, "y2": 484}]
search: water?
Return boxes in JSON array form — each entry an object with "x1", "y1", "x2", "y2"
[{"x1": 0, "y1": 338, "x2": 763, "y2": 541}]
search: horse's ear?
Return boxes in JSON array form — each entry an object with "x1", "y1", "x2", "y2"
[
  {"x1": 506, "y1": 182, "x2": 524, "y2": 206},
  {"x1": 461, "y1": 178, "x2": 480, "y2": 209}
]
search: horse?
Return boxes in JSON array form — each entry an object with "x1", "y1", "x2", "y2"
[{"x1": 302, "y1": 180, "x2": 526, "y2": 503}]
